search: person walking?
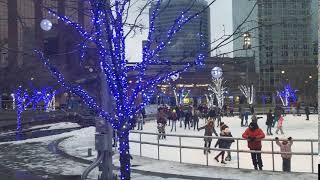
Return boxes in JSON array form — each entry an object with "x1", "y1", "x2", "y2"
[
  {"x1": 266, "y1": 109, "x2": 273, "y2": 135},
  {"x1": 242, "y1": 122, "x2": 265, "y2": 170},
  {"x1": 193, "y1": 109, "x2": 200, "y2": 130},
  {"x1": 198, "y1": 120, "x2": 218, "y2": 154},
  {"x1": 305, "y1": 105, "x2": 310, "y2": 120},
  {"x1": 224, "y1": 128, "x2": 234, "y2": 161},
  {"x1": 275, "y1": 137, "x2": 293, "y2": 172},
  {"x1": 170, "y1": 109, "x2": 178, "y2": 132},
  {"x1": 275, "y1": 115, "x2": 285, "y2": 135}
]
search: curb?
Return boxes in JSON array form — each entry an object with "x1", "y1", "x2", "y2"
[{"x1": 52, "y1": 136, "x2": 234, "y2": 180}]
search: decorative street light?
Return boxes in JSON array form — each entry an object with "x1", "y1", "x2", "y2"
[
  {"x1": 211, "y1": 66, "x2": 223, "y2": 79},
  {"x1": 40, "y1": 19, "x2": 52, "y2": 31}
]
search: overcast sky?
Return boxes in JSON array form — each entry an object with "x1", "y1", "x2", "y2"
[{"x1": 125, "y1": 0, "x2": 233, "y2": 62}]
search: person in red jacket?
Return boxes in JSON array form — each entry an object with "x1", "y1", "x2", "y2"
[{"x1": 242, "y1": 122, "x2": 265, "y2": 170}]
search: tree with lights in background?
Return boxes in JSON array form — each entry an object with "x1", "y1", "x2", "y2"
[{"x1": 32, "y1": 0, "x2": 258, "y2": 179}]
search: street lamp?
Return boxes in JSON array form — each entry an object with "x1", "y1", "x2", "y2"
[
  {"x1": 281, "y1": 70, "x2": 285, "y2": 74},
  {"x1": 309, "y1": 75, "x2": 312, "y2": 79}
]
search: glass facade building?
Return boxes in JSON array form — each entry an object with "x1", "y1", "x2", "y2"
[
  {"x1": 150, "y1": 0, "x2": 210, "y2": 61},
  {"x1": 233, "y1": 0, "x2": 318, "y2": 102}
]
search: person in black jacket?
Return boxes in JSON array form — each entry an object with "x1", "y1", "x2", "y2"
[
  {"x1": 214, "y1": 128, "x2": 234, "y2": 164},
  {"x1": 184, "y1": 108, "x2": 192, "y2": 130},
  {"x1": 266, "y1": 109, "x2": 273, "y2": 135},
  {"x1": 305, "y1": 106, "x2": 310, "y2": 120}
]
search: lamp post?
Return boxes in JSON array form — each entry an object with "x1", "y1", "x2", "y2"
[{"x1": 243, "y1": 32, "x2": 251, "y2": 86}]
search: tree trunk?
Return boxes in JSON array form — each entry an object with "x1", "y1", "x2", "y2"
[{"x1": 118, "y1": 131, "x2": 131, "y2": 180}]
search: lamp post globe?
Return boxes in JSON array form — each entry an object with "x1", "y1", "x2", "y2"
[{"x1": 211, "y1": 67, "x2": 223, "y2": 79}]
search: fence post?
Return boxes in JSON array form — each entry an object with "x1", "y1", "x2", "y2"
[
  {"x1": 271, "y1": 140, "x2": 275, "y2": 171},
  {"x1": 311, "y1": 141, "x2": 314, "y2": 173},
  {"x1": 206, "y1": 148, "x2": 209, "y2": 166},
  {"x1": 179, "y1": 137, "x2": 182, "y2": 163},
  {"x1": 236, "y1": 139, "x2": 239, "y2": 168},
  {"x1": 157, "y1": 137, "x2": 160, "y2": 160},
  {"x1": 139, "y1": 133, "x2": 142, "y2": 156}
]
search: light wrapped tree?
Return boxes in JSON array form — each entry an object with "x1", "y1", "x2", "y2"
[
  {"x1": 277, "y1": 84, "x2": 298, "y2": 107},
  {"x1": 208, "y1": 78, "x2": 226, "y2": 109},
  {"x1": 239, "y1": 84, "x2": 254, "y2": 105}
]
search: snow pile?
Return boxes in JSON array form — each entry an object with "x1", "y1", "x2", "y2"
[{"x1": 29, "y1": 122, "x2": 80, "y2": 131}]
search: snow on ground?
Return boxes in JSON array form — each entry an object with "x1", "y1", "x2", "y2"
[
  {"x1": 29, "y1": 122, "x2": 80, "y2": 131},
  {"x1": 60, "y1": 114, "x2": 318, "y2": 177}
]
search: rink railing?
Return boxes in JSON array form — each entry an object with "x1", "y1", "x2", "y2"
[{"x1": 129, "y1": 131, "x2": 318, "y2": 174}]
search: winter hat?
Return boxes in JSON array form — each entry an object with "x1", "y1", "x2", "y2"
[{"x1": 249, "y1": 122, "x2": 258, "y2": 130}]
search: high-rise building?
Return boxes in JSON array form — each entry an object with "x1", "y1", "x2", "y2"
[
  {"x1": 149, "y1": 0, "x2": 211, "y2": 61},
  {"x1": 233, "y1": 0, "x2": 318, "y2": 103},
  {"x1": 0, "y1": 0, "x2": 92, "y2": 93}
]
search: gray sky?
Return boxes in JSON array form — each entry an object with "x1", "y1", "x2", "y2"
[{"x1": 125, "y1": 0, "x2": 233, "y2": 62}]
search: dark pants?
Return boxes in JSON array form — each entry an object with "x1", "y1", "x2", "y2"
[
  {"x1": 240, "y1": 117, "x2": 244, "y2": 126},
  {"x1": 184, "y1": 121, "x2": 190, "y2": 129},
  {"x1": 193, "y1": 121, "x2": 199, "y2": 130},
  {"x1": 267, "y1": 125, "x2": 272, "y2": 135},
  {"x1": 215, "y1": 151, "x2": 225, "y2": 161},
  {"x1": 250, "y1": 152, "x2": 263, "y2": 169},
  {"x1": 282, "y1": 158, "x2": 291, "y2": 172},
  {"x1": 204, "y1": 141, "x2": 211, "y2": 153},
  {"x1": 306, "y1": 113, "x2": 309, "y2": 120}
]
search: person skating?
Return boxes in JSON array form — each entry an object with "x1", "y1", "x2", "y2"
[
  {"x1": 184, "y1": 108, "x2": 192, "y2": 130},
  {"x1": 177, "y1": 106, "x2": 184, "y2": 128},
  {"x1": 198, "y1": 120, "x2": 218, "y2": 154},
  {"x1": 157, "y1": 108, "x2": 167, "y2": 139},
  {"x1": 170, "y1": 109, "x2": 178, "y2": 132},
  {"x1": 136, "y1": 111, "x2": 144, "y2": 130},
  {"x1": 242, "y1": 122, "x2": 265, "y2": 170},
  {"x1": 193, "y1": 109, "x2": 200, "y2": 130},
  {"x1": 224, "y1": 128, "x2": 235, "y2": 161},
  {"x1": 305, "y1": 105, "x2": 310, "y2": 120},
  {"x1": 251, "y1": 113, "x2": 263, "y2": 124},
  {"x1": 216, "y1": 108, "x2": 222, "y2": 127},
  {"x1": 214, "y1": 128, "x2": 234, "y2": 164},
  {"x1": 266, "y1": 109, "x2": 273, "y2": 135},
  {"x1": 275, "y1": 115, "x2": 284, "y2": 135},
  {"x1": 244, "y1": 111, "x2": 249, "y2": 127},
  {"x1": 275, "y1": 137, "x2": 293, "y2": 172}
]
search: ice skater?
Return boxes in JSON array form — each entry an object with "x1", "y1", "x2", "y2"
[
  {"x1": 275, "y1": 115, "x2": 284, "y2": 135},
  {"x1": 266, "y1": 109, "x2": 273, "y2": 135},
  {"x1": 198, "y1": 120, "x2": 218, "y2": 154}
]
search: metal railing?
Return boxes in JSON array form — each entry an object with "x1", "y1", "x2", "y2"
[{"x1": 129, "y1": 131, "x2": 317, "y2": 174}]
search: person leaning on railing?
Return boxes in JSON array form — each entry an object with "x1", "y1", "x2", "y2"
[
  {"x1": 242, "y1": 122, "x2": 266, "y2": 170},
  {"x1": 275, "y1": 136, "x2": 293, "y2": 172}
]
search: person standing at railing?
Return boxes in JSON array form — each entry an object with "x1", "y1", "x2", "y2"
[
  {"x1": 198, "y1": 120, "x2": 218, "y2": 154},
  {"x1": 266, "y1": 109, "x2": 274, "y2": 135},
  {"x1": 275, "y1": 137, "x2": 293, "y2": 172},
  {"x1": 242, "y1": 122, "x2": 265, "y2": 170},
  {"x1": 275, "y1": 115, "x2": 285, "y2": 135},
  {"x1": 214, "y1": 127, "x2": 234, "y2": 164}
]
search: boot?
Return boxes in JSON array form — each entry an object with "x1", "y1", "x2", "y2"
[
  {"x1": 214, "y1": 157, "x2": 219, "y2": 162},
  {"x1": 254, "y1": 166, "x2": 258, "y2": 170},
  {"x1": 259, "y1": 166, "x2": 263, "y2": 170},
  {"x1": 221, "y1": 161, "x2": 226, "y2": 164}
]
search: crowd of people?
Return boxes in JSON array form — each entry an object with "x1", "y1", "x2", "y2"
[{"x1": 128, "y1": 103, "x2": 312, "y2": 172}]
